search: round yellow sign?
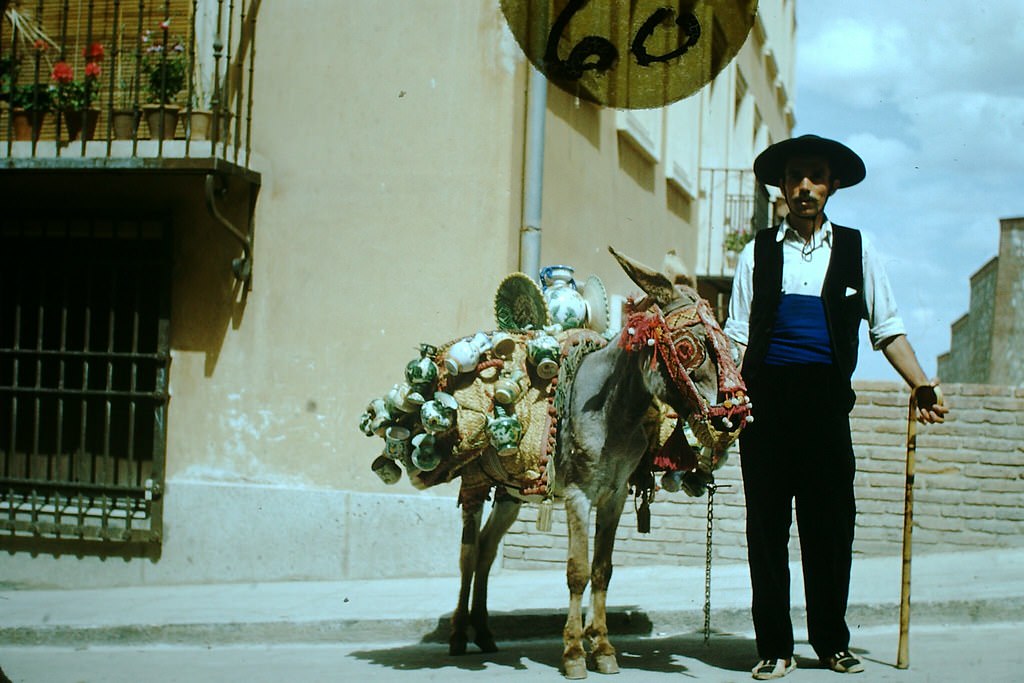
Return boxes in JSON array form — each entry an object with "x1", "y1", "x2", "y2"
[{"x1": 501, "y1": 0, "x2": 759, "y2": 109}]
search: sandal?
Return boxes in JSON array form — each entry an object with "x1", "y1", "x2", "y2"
[
  {"x1": 752, "y1": 658, "x2": 797, "y2": 679},
  {"x1": 823, "y1": 651, "x2": 864, "y2": 674}
]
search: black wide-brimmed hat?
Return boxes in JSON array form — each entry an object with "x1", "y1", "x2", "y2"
[{"x1": 753, "y1": 134, "x2": 866, "y2": 188}]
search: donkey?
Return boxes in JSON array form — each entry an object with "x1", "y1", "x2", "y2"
[{"x1": 370, "y1": 247, "x2": 750, "y2": 677}]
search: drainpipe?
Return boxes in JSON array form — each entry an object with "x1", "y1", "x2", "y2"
[{"x1": 519, "y1": 64, "x2": 547, "y2": 281}]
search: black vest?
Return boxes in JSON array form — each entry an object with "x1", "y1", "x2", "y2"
[{"x1": 742, "y1": 224, "x2": 866, "y2": 387}]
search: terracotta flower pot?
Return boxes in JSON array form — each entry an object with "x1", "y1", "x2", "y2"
[
  {"x1": 142, "y1": 104, "x2": 180, "y2": 140},
  {"x1": 111, "y1": 109, "x2": 140, "y2": 140},
  {"x1": 10, "y1": 108, "x2": 47, "y2": 141},
  {"x1": 187, "y1": 110, "x2": 213, "y2": 140},
  {"x1": 62, "y1": 108, "x2": 100, "y2": 141}
]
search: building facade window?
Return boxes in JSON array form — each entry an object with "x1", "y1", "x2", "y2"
[{"x1": 1, "y1": 216, "x2": 171, "y2": 556}]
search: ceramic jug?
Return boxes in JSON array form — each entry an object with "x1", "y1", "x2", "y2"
[
  {"x1": 526, "y1": 332, "x2": 561, "y2": 379},
  {"x1": 421, "y1": 391, "x2": 458, "y2": 434},
  {"x1": 541, "y1": 264, "x2": 589, "y2": 329},
  {"x1": 411, "y1": 432, "x2": 442, "y2": 471},
  {"x1": 445, "y1": 338, "x2": 482, "y2": 376},
  {"x1": 405, "y1": 344, "x2": 439, "y2": 393},
  {"x1": 487, "y1": 408, "x2": 523, "y2": 456}
]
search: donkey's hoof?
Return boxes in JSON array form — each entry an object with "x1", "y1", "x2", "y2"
[
  {"x1": 474, "y1": 634, "x2": 499, "y2": 653},
  {"x1": 589, "y1": 652, "x2": 620, "y2": 675},
  {"x1": 563, "y1": 656, "x2": 589, "y2": 680},
  {"x1": 449, "y1": 635, "x2": 468, "y2": 656}
]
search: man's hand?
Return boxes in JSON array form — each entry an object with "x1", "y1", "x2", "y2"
[
  {"x1": 913, "y1": 383, "x2": 949, "y2": 424},
  {"x1": 880, "y1": 336, "x2": 951, "y2": 424}
]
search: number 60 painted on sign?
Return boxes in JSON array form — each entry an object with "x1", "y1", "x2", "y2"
[
  {"x1": 501, "y1": 0, "x2": 758, "y2": 109},
  {"x1": 544, "y1": 0, "x2": 702, "y2": 80}
]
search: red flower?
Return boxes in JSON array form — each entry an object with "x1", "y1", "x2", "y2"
[
  {"x1": 83, "y1": 42, "x2": 105, "y2": 62},
  {"x1": 51, "y1": 61, "x2": 74, "y2": 85},
  {"x1": 33, "y1": 39, "x2": 47, "y2": 51},
  {"x1": 84, "y1": 62, "x2": 101, "y2": 79}
]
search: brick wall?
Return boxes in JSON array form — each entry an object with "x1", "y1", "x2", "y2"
[{"x1": 500, "y1": 381, "x2": 1024, "y2": 570}]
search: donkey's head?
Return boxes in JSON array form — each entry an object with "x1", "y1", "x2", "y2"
[{"x1": 609, "y1": 247, "x2": 751, "y2": 454}]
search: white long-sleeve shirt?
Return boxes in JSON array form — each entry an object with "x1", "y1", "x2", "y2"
[{"x1": 723, "y1": 218, "x2": 906, "y2": 350}]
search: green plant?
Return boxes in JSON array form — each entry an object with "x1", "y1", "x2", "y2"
[
  {"x1": 724, "y1": 226, "x2": 754, "y2": 253},
  {"x1": 3, "y1": 6, "x2": 59, "y2": 102},
  {"x1": 110, "y1": 22, "x2": 138, "y2": 109},
  {"x1": 0, "y1": 56, "x2": 15, "y2": 101},
  {"x1": 51, "y1": 60, "x2": 101, "y2": 110},
  {"x1": 140, "y1": 28, "x2": 186, "y2": 105},
  {"x1": 10, "y1": 81, "x2": 53, "y2": 110}
]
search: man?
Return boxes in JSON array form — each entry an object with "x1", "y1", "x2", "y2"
[{"x1": 724, "y1": 134, "x2": 948, "y2": 680}]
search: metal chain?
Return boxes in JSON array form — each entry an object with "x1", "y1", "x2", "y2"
[
  {"x1": 703, "y1": 482, "x2": 731, "y2": 645},
  {"x1": 703, "y1": 481, "x2": 717, "y2": 644}
]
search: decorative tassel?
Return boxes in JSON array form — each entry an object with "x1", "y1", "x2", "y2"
[
  {"x1": 652, "y1": 422, "x2": 698, "y2": 472},
  {"x1": 636, "y1": 492, "x2": 651, "y2": 534},
  {"x1": 536, "y1": 498, "x2": 553, "y2": 532}
]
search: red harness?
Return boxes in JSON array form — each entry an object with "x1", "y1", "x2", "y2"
[{"x1": 618, "y1": 291, "x2": 751, "y2": 450}]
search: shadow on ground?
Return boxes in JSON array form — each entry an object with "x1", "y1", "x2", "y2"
[{"x1": 350, "y1": 630, "x2": 761, "y2": 676}]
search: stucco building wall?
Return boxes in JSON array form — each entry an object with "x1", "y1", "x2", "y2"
[{"x1": 4, "y1": 0, "x2": 799, "y2": 589}]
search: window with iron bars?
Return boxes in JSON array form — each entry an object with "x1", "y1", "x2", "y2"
[{"x1": 0, "y1": 215, "x2": 170, "y2": 557}]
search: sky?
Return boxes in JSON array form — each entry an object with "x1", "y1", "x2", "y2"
[{"x1": 791, "y1": 1, "x2": 1024, "y2": 381}]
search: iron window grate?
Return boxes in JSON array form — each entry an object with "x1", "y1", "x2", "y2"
[{"x1": 1, "y1": 216, "x2": 170, "y2": 556}]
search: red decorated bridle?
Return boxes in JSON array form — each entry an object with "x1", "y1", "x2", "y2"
[{"x1": 618, "y1": 288, "x2": 752, "y2": 450}]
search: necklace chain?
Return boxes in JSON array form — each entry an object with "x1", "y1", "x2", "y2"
[{"x1": 800, "y1": 235, "x2": 821, "y2": 261}]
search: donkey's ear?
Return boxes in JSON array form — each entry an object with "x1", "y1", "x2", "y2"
[
  {"x1": 662, "y1": 249, "x2": 695, "y2": 288},
  {"x1": 608, "y1": 246, "x2": 679, "y2": 307}
]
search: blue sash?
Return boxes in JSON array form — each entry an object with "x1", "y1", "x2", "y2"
[{"x1": 764, "y1": 294, "x2": 833, "y2": 366}]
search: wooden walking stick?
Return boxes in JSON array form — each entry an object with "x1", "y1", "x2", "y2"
[{"x1": 897, "y1": 384, "x2": 942, "y2": 669}]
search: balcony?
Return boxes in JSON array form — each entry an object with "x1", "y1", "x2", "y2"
[
  {"x1": 695, "y1": 168, "x2": 772, "y2": 321},
  {"x1": 1, "y1": 1, "x2": 261, "y2": 558},
  {"x1": 1, "y1": 0, "x2": 260, "y2": 280}
]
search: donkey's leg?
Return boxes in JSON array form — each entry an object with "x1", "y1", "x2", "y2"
[
  {"x1": 585, "y1": 487, "x2": 628, "y2": 675},
  {"x1": 451, "y1": 500, "x2": 484, "y2": 656},
  {"x1": 562, "y1": 485, "x2": 593, "y2": 680},
  {"x1": 468, "y1": 492, "x2": 522, "y2": 652}
]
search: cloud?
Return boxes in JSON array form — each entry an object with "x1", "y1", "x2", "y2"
[
  {"x1": 844, "y1": 132, "x2": 913, "y2": 170},
  {"x1": 908, "y1": 92, "x2": 1024, "y2": 176},
  {"x1": 793, "y1": 1, "x2": 1024, "y2": 378},
  {"x1": 799, "y1": 18, "x2": 910, "y2": 108}
]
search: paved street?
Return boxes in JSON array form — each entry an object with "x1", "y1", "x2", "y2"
[
  {"x1": 3, "y1": 550, "x2": 1022, "y2": 682},
  {"x1": 3, "y1": 621, "x2": 1023, "y2": 682}
]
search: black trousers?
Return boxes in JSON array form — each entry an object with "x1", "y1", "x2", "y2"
[{"x1": 739, "y1": 363, "x2": 856, "y2": 660}]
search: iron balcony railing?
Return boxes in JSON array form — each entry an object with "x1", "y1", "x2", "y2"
[
  {"x1": 698, "y1": 167, "x2": 771, "y2": 279},
  {"x1": 1, "y1": 0, "x2": 257, "y2": 168}
]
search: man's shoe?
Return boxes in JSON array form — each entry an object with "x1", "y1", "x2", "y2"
[
  {"x1": 752, "y1": 658, "x2": 797, "y2": 679},
  {"x1": 823, "y1": 651, "x2": 864, "y2": 674}
]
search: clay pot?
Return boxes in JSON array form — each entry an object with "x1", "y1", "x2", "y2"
[
  {"x1": 10, "y1": 108, "x2": 47, "y2": 141},
  {"x1": 142, "y1": 104, "x2": 180, "y2": 139},
  {"x1": 111, "y1": 109, "x2": 140, "y2": 139},
  {"x1": 62, "y1": 108, "x2": 100, "y2": 141},
  {"x1": 187, "y1": 110, "x2": 213, "y2": 140}
]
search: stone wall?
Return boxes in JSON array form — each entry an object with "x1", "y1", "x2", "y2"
[
  {"x1": 938, "y1": 259, "x2": 997, "y2": 384},
  {"x1": 968, "y1": 262, "x2": 998, "y2": 381},
  {"x1": 991, "y1": 217, "x2": 1024, "y2": 383},
  {"x1": 500, "y1": 381, "x2": 1024, "y2": 570},
  {"x1": 938, "y1": 216, "x2": 1024, "y2": 385}
]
